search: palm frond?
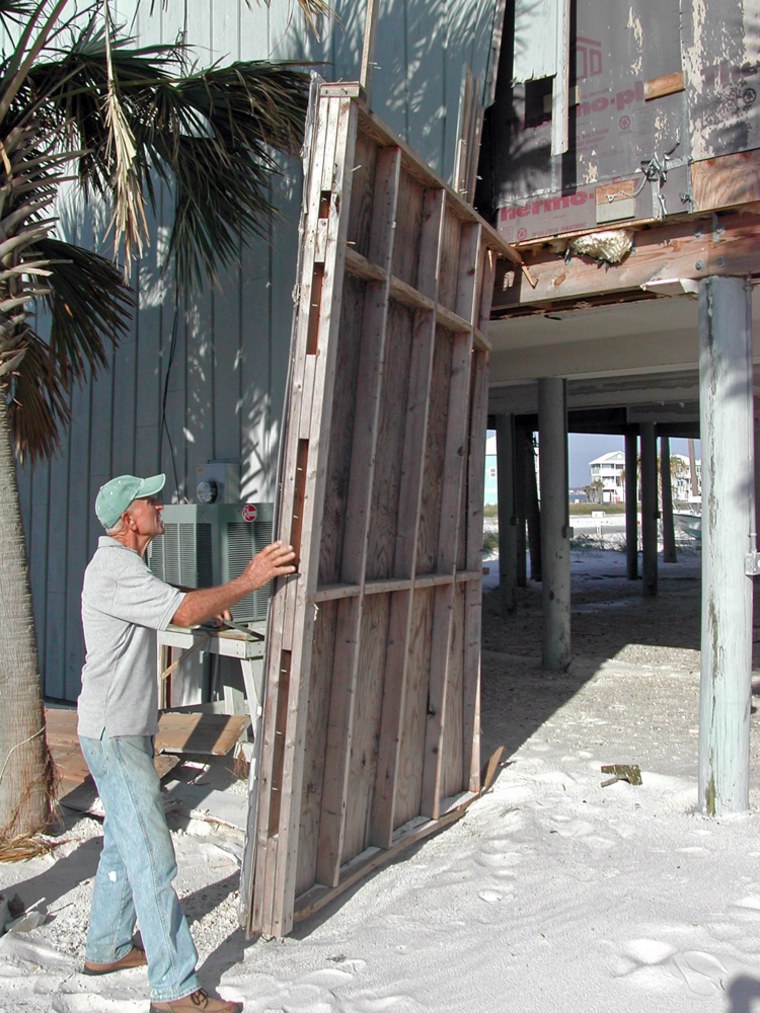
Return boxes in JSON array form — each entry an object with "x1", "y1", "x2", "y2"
[
  {"x1": 7, "y1": 327, "x2": 71, "y2": 462},
  {"x1": 0, "y1": 2, "x2": 315, "y2": 458},
  {"x1": 0, "y1": 124, "x2": 63, "y2": 381},
  {"x1": 37, "y1": 237, "x2": 133, "y2": 382},
  {"x1": 101, "y1": 3, "x2": 147, "y2": 274},
  {"x1": 0, "y1": 0, "x2": 75, "y2": 126},
  {"x1": 22, "y1": 39, "x2": 310, "y2": 285},
  {"x1": 7, "y1": 239, "x2": 132, "y2": 463}
]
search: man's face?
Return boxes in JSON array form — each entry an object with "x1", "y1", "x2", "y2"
[{"x1": 126, "y1": 494, "x2": 165, "y2": 539}]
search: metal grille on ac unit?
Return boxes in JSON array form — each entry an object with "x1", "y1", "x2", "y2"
[{"x1": 147, "y1": 503, "x2": 274, "y2": 622}]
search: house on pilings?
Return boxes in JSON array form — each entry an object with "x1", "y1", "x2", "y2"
[
  {"x1": 17, "y1": 0, "x2": 760, "y2": 933},
  {"x1": 478, "y1": 0, "x2": 760, "y2": 816}
]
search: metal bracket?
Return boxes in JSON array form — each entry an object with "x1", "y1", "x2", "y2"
[{"x1": 744, "y1": 553, "x2": 760, "y2": 576}]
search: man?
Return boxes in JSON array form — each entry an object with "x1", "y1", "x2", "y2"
[{"x1": 77, "y1": 473, "x2": 296, "y2": 1013}]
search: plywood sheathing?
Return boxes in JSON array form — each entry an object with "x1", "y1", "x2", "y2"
[{"x1": 241, "y1": 83, "x2": 505, "y2": 940}]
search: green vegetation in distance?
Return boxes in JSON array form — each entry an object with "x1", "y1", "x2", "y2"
[
  {"x1": 483, "y1": 502, "x2": 627, "y2": 518},
  {"x1": 568, "y1": 502, "x2": 626, "y2": 516}
]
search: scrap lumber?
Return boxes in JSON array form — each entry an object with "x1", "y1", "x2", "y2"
[{"x1": 240, "y1": 83, "x2": 506, "y2": 939}]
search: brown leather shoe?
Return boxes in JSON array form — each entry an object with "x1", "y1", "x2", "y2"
[
  {"x1": 150, "y1": 990, "x2": 243, "y2": 1012},
  {"x1": 83, "y1": 945, "x2": 148, "y2": 975}
]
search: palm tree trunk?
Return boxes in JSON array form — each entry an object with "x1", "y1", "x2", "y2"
[{"x1": 0, "y1": 388, "x2": 54, "y2": 840}]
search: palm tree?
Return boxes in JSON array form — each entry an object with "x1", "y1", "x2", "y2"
[{"x1": 0, "y1": 0, "x2": 323, "y2": 844}]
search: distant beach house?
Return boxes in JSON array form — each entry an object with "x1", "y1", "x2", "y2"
[
  {"x1": 589, "y1": 450, "x2": 626, "y2": 503},
  {"x1": 589, "y1": 449, "x2": 701, "y2": 504}
]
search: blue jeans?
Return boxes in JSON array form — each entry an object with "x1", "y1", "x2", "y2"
[{"x1": 79, "y1": 733, "x2": 200, "y2": 1002}]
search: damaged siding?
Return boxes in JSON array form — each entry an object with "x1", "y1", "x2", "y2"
[
  {"x1": 481, "y1": 0, "x2": 760, "y2": 243},
  {"x1": 683, "y1": 0, "x2": 760, "y2": 160}
]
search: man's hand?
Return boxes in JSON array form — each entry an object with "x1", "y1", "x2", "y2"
[
  {"x1": 171, "y1": 541, "x2": 297, "y2": 629},
  {"x1": 242, "y1": 541, "x2": 297, "y2": 591}
]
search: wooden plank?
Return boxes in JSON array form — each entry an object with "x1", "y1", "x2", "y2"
[
  {"x1": 315, "y1": 596, "x2": 360, "y2": 886},
  {"x1": 415, "y1": 328, "x2": 451, "y2": 574},
  {"x1": 359, "y1": 0, "x2": 381, "y2": 99},
  {"x1": 441, "y1": 585, "x2": 466, "y2": 798},
  {"x1": 493, "y1": 210, "x2": 760, "y2": 313},
  {"x1": 294, "y1": 598, "x2": 336, "y2": 896},
  {"x1": 318, "y1": 272, "x2": 367, "y2": 584},
  {"x1": 391, "y1": 167, "x2": 425, "y2": 288},
  {"x1": 466, "y1": 102, "x2": 485, "y2": 209},
  {"x1": 453, "y1": 66, "x2": 474, "y2": 198},
  {"x1": 394, "y1": 587, "x2": 434, "y2": 827},
  {"x1": 272, "y1": 97, "x2": 361, "y2": 935},
  {"x1": 344, "y1": 246, "x2": 387, "y2": 283},
  {"x1": 461, "y1": 266, "x2": 495, "y2": 792},
  {"x1": 57, "y1": 754, "x2": 183, "y2": 814},
  {"x1": 343, "y1": 145, "x2": 401, "y2": 581},
  {"x1": 513, "y1": 0, "x2": 559, "y2": 83},
  {"x1": 412, "y1": 186, "x2": 445, "y2": 307},
  {"x1": 45, "y1": 707, "x2": 241, "y2": 796},
  {"x1": 421, "y1": 580, "x2": 456, "y2": 819},
  {"x1": 369, "y1": 589, "x2": 412, "y2": 848},
  {"x1": 453, "y1": 65, "x2": 484, "y2": 207},
  {"x1": 342, "y1": 594, "x2": 389, "y2": 862},
  {"x1": 456, "y1": 222, "x2": 484, "y2": 323},
  {"x1": 366, "y1": 301, "x2": 416, "y2": 578},
  {"x1": 259, "y1": 94, "x2": 362, "y2": 939},
  {"x1": 249, "y1": 86, "x2": 338, "y2": 930},
  {"x1": 644, "y1": 71, "x2": 685, "y2": 102},
  {"x1": 691, "y1": 151, "x2": 760, "y2": 213},
  {"x1": 484, "y1": 0, "x2": 508, "y2": 106},
  {"x1": 346, "y1": 131, "x2": 380, "y2": 261},
  {"x1": 313, "y1": 569, "x2": 482, "y2": 603},
  {"x1": 155, "y1": 712, "x2": 251, "y2": 756},
  {"x1": 44, "y1": 708, "x2": 80, "y2": 747},
  {"x1": 420, "y1": 317, "x2": 474, "y2": 816},
  {"x1": 437, "y1": 200, "x2": 463, "y2": 312}
]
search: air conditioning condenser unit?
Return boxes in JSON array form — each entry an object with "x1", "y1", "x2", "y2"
[{"x1": 147, "y1": 503, "x2": 274, "y2": 623}]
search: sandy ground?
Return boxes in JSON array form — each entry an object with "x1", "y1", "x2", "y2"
[{"x1": 3, "y1": 544, "x2": 760, "y2": 1012}]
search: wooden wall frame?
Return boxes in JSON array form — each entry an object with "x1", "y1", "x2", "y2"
[{"x1": 240, "y1": 82, "x2": 507, "y2": 939}]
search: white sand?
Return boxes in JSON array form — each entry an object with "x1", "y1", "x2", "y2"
[{"x1": 3, "y1": 547, "x2": 760, "y2": 1012}]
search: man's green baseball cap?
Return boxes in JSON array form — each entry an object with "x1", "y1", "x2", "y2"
[{"x1": 95, "y1": 473, "x2": 166, "y2": 530}]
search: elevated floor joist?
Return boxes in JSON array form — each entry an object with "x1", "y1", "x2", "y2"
[{"x1": 492, "y1": 208, "x2": 760, "y2": 316}]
